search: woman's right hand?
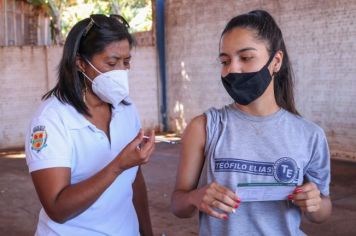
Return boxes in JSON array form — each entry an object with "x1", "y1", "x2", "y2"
[
  {"x1": 116, "y1": 129, "x2": 155, "y2": 170},
  {"x1": 191, "y1": 182, "x2": 240, "y2": 220}
]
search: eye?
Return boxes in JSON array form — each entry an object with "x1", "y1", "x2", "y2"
[
  {"x1": 240, "y1": 56, "x2": 254, "y2": 62},
  {"x1": 220, "y1": 59, "x2": 230, "y2": 66},
  {"x1": 106, "y1": 60, "x2": 117, "y2": 67},
  {"x1": 124, "y1": 60, "x2": 130, "y2": 66}
]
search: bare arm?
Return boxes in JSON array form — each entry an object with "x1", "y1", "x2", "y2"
[
  {"x1": 171, "y1": 115, "x2": 239, "y2": 220},
  {"x1": 31, "y1": 129, "x2": 155, "y2": 223},
  {"x1": 31, "y1": 164, "x2": 121, "y2": 223},
  {"x1": 133, "y1": 167, "x2": 153, "y2": 236}
]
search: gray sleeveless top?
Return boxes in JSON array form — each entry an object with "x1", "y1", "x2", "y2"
[{"x1": 198, "y1": 105, "x2": 330, "y2": 236}]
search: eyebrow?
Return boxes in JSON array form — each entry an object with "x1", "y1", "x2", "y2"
[
  {"x1": 219, "y1": 47, "x2": 257, "y2": 57},
  {"x1": 106, "y1": 55, "x2": 132, "y2": 60}
]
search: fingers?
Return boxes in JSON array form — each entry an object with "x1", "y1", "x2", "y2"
[
  {"x1": 215, "y1": 183, "x2": 241, "y2": 203},
  {"x1": 203, "y1": 204, "x2": 229, "y2": 220},
  {"x1": 145, "y1": 142, "x2": 155, "y2": 158},
  {"x1": 214, "y1": 184, "x2": 240, "y2": 209},
  {"x1": 292, "y1": 183, "x2": 320, "y2": 201},
  {"x1": 289, "y1": 182, "x2": 321, "y2": 213},
  {"x1": 137, "y1": 142, "x2": 155, "y2": 165},
  {"x1": 293, "y1": 189, "x2": 320, "y2": 201},
  {"x1": 140, "y1": 130, "x2": 155, "y2": 153},
  {"x1": 133, "y1": 130, "x2": 155, "y2": 165},
  {"x1": 132, "y1": 129, "x2": 145, "y2": 147},
  {"x1": 210, "y1": 197, "x2": 236, "y2": 214},
  {"x1": 294, "y1": 198, "x2": 321, "y2": 212},
  {"x1": 117, "y1": 129, "x2": 155, "y2": 170},
  {"x1": 198, "y1": 182, "x2": 240, "y2": 219},
  {"x1": 199, "y1": 195, "x2": 230, "y2": 220},
  {"x1": 294, "y1": 197, "x2": 321, "y2": 212},
  {"x1": 298, "y1": 182, "x2": 318, "y2": 192}
]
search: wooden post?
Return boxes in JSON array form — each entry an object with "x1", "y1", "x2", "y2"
[
  {"x1": 21, "y1": 0, "x2": 24, "y2": 44},
  {"x1": 37, "y1": 14, "x2": 41, "y2": 45},
  {"x1": 4, "y1": 0, "x2": 7, "y2": 46},
  {"x1": 44, "y1": 16, "x2": 49, "y2": 45},
  {"x1": 12, "y1": 0, "x2": 16, "y2": 45}
]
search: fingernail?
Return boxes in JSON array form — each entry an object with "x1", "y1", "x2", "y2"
[
  {"x1": 234, "y1": 204, "x2": 239, "y2": 209},
  {"x1": 236, "y1": 197, "x2": 241, "y2": 203},
  {"x1": 288, "y1": 194, "x2": 294, "y2": 200},
  {"x1": 295, "y1": 188, "x2": 303, "y2": 194},
  {"x1": 223, "y1": 216, "x2": 228, "y2": 220}
]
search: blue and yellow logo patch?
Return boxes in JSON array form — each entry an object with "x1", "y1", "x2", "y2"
[{"x1": 30, "y1": 125, "x2": 48, "y2": 153}]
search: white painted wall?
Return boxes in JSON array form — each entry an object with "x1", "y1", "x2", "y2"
[
  {"x1": 165, "y1": 0, "x2": 356, "y2": 162},
  {"x1": 0, "y1": 45, "x2": 159, "y2": 149}
]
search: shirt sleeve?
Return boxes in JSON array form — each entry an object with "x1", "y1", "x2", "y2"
[
  {"x1": 305, "y1": 128, "x2": 331, "y2": 196},
  {"x1": 204, "y1": 107, "x2": 227, "y2": 158},
  {"x1": 25, "y1": 110, "x2": 72, "y2": 173}
]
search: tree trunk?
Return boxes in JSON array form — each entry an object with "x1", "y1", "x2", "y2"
[
  {"x1": 47, "y1": 0, "x2": 63, "y2": 44},
  {"x1": 111, "y1": 1, "x2": 121, "y2": 15}
]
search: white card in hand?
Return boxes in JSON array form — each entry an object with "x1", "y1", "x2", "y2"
[{"x1": 236, "y1": 183, "x2": 297, "y2": 202}]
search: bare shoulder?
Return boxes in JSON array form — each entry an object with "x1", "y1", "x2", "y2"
[
  {"x1": 184, "y1": 114, "x2": 206, "y2": 134},
  {"x1": 182, "y1": 114, "x2": 206, "y2": 147},
  {"x1": 190, "y1": 114, "x2": 206, "y2": 126}
]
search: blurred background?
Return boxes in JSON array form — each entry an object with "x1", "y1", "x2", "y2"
[
  {"x1": 0, "y1": 0, "x2": 355, "y2": 235},
  {"x1": 0, "y1": 0, "x2": 355, "y2": 163}
]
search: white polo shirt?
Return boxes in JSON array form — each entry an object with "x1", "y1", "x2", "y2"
[{"x1": 25, "y1": 96, "x2": 141, "y2": 236}]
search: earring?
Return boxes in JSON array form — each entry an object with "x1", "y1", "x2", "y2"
[{"x1": 83, "y1": 80, "x2": 88, "y2": 104}]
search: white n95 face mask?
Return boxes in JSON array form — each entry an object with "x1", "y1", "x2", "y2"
[{"x1": 82, "y1": 60, "x2": 129, "y2": 105}]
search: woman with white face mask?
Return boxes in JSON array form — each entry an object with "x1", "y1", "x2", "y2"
[{"x1": 25, "y1": 14, "x2": 155, "y2": 236}]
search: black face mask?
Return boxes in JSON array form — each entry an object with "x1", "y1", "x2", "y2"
[{"x1": 221, "y1": 54, "x2": 275, "y2": 105}]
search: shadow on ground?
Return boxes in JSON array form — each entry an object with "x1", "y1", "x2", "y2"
[{"x1": 0, "y1": 144, "x2": 355, "y2": 236}]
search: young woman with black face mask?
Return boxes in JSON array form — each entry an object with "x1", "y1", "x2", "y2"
[
  {"x1": 25, "y1": 15, "x2": 155, "y2": 235},
  {"x1": 171, "y1": 10, "x2": 331, "y2": 235}
]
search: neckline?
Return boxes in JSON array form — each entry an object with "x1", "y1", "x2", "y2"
[
  {"x1": 227, "y1": 103, "x2": 286, "y2": 122},
  {"x1": 61, "y1": 99, "x2": 124, "y2": 130}
]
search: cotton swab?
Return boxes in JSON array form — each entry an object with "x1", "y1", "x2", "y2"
[{"x1": 143, "y1": 135, "x2": 180, "y2": 144}]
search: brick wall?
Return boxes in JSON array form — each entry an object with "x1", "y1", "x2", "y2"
[
  {"x1": 0, "y1": 46, "x2": 48, "y2": 149},
  {"x1": 1, "y1": 1, "x2": 355, "y2": 161},
  {"x1": 129, "y1": 46, "x2": 160, "y2": 129},
  {"x1": 165, "y1": 0, "x2": 356, "y2": 162},
  {"x1": 0, "y1": 45, "x2": 158, "y2": 149}
]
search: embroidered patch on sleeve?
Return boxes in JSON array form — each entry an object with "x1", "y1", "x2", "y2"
[{"x1": 30, "y1": 125, "x2": 48, "y2": 153}]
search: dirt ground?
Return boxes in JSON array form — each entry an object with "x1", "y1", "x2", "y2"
[{"x1": 1, "y1": 143, "x2": 356, "y2": 236}]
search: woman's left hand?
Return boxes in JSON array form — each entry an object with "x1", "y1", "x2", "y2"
[
  {"x1": 115, "y1": 129, "x2": 155, "y2": 171},
  {"x1": 289, "y1": 182, "x2": 322, "y2": 213}
]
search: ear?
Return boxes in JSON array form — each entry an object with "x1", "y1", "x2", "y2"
[
  {"x1": 273, "y1": 50, "x2": 283, "y2": 73},
  {"x1": 76, "y1": 55, "x2": 86, "y2": 73}
]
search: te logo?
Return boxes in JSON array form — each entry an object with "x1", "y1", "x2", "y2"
[{"x1": 273, "y1": 157, "x2": 298, "y2": 183}]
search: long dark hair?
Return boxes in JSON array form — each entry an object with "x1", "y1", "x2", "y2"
[
  {"x1": 43, "y1": 14, "x2": 134, "y2": 116},
  {"x1": 221, "y1": 10, "x2": 299, "y2": 115}
]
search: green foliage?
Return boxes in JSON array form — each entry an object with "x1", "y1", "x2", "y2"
[
  {"x1": 28, "y1": 0, "x2": 152, "y2": 43},
  {"x1": 61, "y1": 0, "x2": 111, "y2": 37},
  {"x1": 27, "y1": 0, "x2": 43, "y2": 6},
  {"x1": 117, "y1": 0, "x2": 152, "y2": 32}
]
